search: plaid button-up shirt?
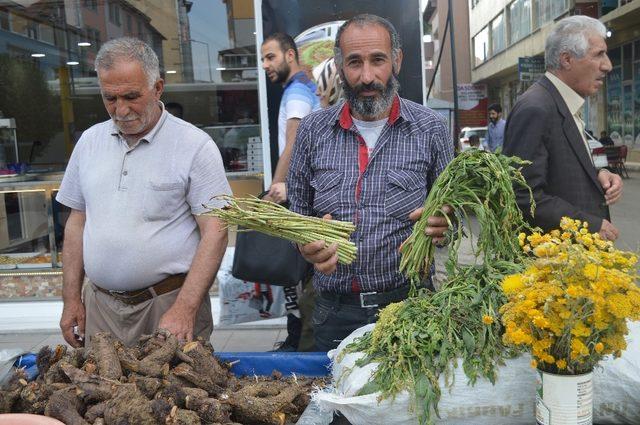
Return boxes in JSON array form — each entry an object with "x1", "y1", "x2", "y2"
[{"x1": 287, "y1": 96, "x2": 454, "y2": 294}]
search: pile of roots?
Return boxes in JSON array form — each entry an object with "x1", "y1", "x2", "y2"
[{"x1": 0, "y1": 331, "x2": 322, "y2": 424}]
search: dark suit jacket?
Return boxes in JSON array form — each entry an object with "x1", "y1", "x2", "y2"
[{"x1": 503, "y1": 76, "x2": 609, "y2": 232}]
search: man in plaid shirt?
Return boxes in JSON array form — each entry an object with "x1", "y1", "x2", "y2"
[{"x1": 287, "y1": 14, "x2": 454, "y2": 351}]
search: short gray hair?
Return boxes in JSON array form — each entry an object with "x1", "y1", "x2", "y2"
[
  {"x1": 334, "y1": 14, "x2": 402, "y2": 69},
  {"x1": 95, "y1": 37, "x2": 160, "y2": 87},
  {"x1": 545, "y1": 15, "x2": 607, "y2": 70}
]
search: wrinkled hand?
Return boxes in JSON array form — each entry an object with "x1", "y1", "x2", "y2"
[
  {"x1": 598, "y1": 169, "x2": 623, "y2": 205},
  {"x1": 408, "y1": 205, "x2": 454, "y2": 245},
  {"x1": 599, "y1": 219, "x2": 619, "y2": 242},
  {"x1": 299, "y1": 214, "x2": 338, "y2": 275},
  {"x1": 268, "y1": 182, "x2": 287, "y2": 204},
  {"x1": 60, "y1": 298, "x2": 85, "y2": 348},
  {"x1": 158, "y1": 302, "x2": 196, "y2": 342}
]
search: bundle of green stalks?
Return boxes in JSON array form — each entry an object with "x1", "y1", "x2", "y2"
[
  {"x1": 400, "y1": 149, "x2": 534, "y2": 292},
  {"x1": 205, "y1": 195, "x2": 357, "y2": 264}
]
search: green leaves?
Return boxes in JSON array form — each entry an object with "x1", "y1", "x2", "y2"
[
  {"x1": 462, "y1": 329, "x2": 476, "y2": 354},
  {"x1": 400, "y1": 150, "x2": 534, "y2": 293},
  {"x1": 356, "y1": 381, "x2": 381, "y2": 396}
]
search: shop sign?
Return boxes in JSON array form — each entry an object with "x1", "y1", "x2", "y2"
[
  {"x1": 457, "y1": 84, "x2": 488, "y2": 128},
  {"x1": 518, "y1": 56, "x2": 545, "y2": 81}
]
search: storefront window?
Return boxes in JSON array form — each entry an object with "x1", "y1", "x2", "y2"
[
  {"x1": 0, "y1": 0, "x2": 262, "y2": 268},
  {"x1": 491, "y1": 13, "x2": 505, "y2": 55},
  {"x1": 508, "y1": 0, "x2": 531, "y2": 45},
  {"x1": 473, "y1": 26, "x2": 489, "y2": 67}
]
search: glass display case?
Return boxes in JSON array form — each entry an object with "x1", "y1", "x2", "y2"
[
  {"x1": 0, "y1": 178, "x2": 61, "y2": 272},
  {"x1": 203, "y1": 125, "x2": 262, "y2": 173}
]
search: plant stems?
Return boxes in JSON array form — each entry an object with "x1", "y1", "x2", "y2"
[{"x1": 204, "y1": 195, "x2": 357, "y2": 264}]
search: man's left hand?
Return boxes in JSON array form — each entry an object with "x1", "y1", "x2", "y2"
[
  {"x1": 408, "y1": 205, "x2": 454, "y2": 245},
  {"x1": 158, "y1": 302, "x2": 196, "y2": 342},
  {"x1": 598, "y1": 169, "x2": 623, "y2": 205}
]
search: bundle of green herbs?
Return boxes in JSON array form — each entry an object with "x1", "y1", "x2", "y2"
[
  {"x1": 205, "y1": 195, "x2": 357, "y2": 264},
  {"x1": 400, "y1": 149, "x2": 534, "y2": 291},
  {"x1": 342, "y1": 150, "x2": 535, "y2": 424}
]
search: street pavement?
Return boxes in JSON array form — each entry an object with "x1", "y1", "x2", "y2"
[{"x1": 610, "y1": 171, "x2": 640, "y2": 253}]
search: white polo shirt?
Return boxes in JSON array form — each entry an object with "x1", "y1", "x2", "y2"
[{"x1": 57, "y1": 105, "x2": 232, "y2": 291}]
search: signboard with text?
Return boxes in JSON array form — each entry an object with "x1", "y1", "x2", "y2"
[
  {"x1": 518, "y1": 56, "x2": 545, "y2": 81},
  {"x1": 458, "y1": 84, "x2": 488, "y2": 128}
]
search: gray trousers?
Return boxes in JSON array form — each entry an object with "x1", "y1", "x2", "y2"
[{"x1": 83, "y1": 282, "x2": 213, "y2": 347}]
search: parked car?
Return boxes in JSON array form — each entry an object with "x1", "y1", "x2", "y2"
[{"x1": 458, "y1": 126, "x2": 487, "y2": 151}]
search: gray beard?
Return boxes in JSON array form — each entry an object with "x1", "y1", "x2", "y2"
[{"x1": 342, "y1": 74, "x2": 399, "y2": 119}]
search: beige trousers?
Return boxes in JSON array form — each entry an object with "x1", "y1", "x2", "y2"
[{"x1": 83, "y1": 282, "x2": 213, "y2": 347}]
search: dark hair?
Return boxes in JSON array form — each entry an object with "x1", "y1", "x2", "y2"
[
  {"x1": 334, "y1": 14, "x2": 402, "y2": 68},
  {"x1": 165, "y1": 102, "x2": 183, "y2": 118},
  {"x1": 263, "y1": 32, "x2": 299, "y2": 62},
  {"x1": 488, "y1": 103, "x2": 502, "y2": 114},
  {"x1": 468, "y1": 134, "x2": 480, "y2": 147}
]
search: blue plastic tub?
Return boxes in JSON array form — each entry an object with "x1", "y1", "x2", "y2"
[
  {"x1": 16, "y1": 351, "x2": 330, "y2": 379},
  {"x1": 215, "y1": 352, "x2": 330, "y2": 377}
]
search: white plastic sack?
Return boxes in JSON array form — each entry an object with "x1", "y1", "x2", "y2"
[
  {"x1": 217, "y1": 247, "x2": 286, "y2": 326},
  {"x1": 317, "y1": 322, "x2": 640, "y2": 425},
  {"x1": 0, "y1": 349, "x2": 26, "y2": 386}
]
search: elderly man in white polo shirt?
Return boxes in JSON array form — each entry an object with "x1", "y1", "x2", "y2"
[{"x1": 56, "y1": 37, "x2": 231, "y2": 347}]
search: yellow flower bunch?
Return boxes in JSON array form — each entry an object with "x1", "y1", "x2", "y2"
[{"x1": 500, "y1": 217, "x2": 640, "y2": 374}]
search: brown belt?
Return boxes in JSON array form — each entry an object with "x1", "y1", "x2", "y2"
[{"x1": 93, "y1": 274, "x2": 186, "y2": 305}]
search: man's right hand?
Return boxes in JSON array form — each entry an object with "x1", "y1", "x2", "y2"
[
  {"x1": 599, "y1": 219, "x2": 619, "y2": 241},
  {"x1": 60, "y1": 298, "x2": 86, "y2": 347},
  {"x1": 298, "y1": 214, "x2": 338, "y2": 275},
  {"x1": 267, "y1": 182, "x2": 287, "y2": 204}
]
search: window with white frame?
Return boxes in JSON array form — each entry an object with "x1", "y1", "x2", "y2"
[
  {"x1": 491, "y1": 13, "x2": 505, "y2": 55},
  {"x1": 474, "y1": 26, "x2": 489, "y2": 66}
]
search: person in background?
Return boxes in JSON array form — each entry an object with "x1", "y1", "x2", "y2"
[
  {"x1": 468, "y1": 134, "x2": 484, "y2": 150},
  {"x1": 260, "y1": 33, "x2": 320, "y2": 351},
  {"x1": 288, "y1": 14, "x2": 454, "y2": 351},
  {"x1": 261, "y1": 32, "x2": 320, "y2": 204},
  {"x1": 57, "y1": 37, "x2": 231, "y2": 347},
  {"x1": 281, "y1": 56, "x2": 346, "y2": 352},
  {"x1": 484, "y1": 103, "x2": 506, "y2": 152},
  {"x1": 313, "y1": 57, "x2": 343, "y2": 108},
  {"x1": 503, "y1": 16, "x2": 622, "y2": 240},
  {"x1": 599, "y1": 130, "x2": 614, "y2": 146}
]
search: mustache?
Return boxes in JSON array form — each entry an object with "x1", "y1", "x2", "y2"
[
  {"x1": 112, "y1": 114, "x2": 139, "y2": 122},
  {"x1": 352, "y1": 81, "x2": 385, "y2": 95}
]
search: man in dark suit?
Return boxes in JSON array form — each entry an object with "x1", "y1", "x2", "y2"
[{"x1": 503, "y1": 15, "x2": 623, "y2": 241}]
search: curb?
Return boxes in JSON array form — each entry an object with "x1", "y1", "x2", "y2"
[{"x1": 626, "y1": 162, "x2": 640, "y2": 172}]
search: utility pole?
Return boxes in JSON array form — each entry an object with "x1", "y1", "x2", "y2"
[{"x1": 448, "y1": 0, "x2": 460, "y2": 149}]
